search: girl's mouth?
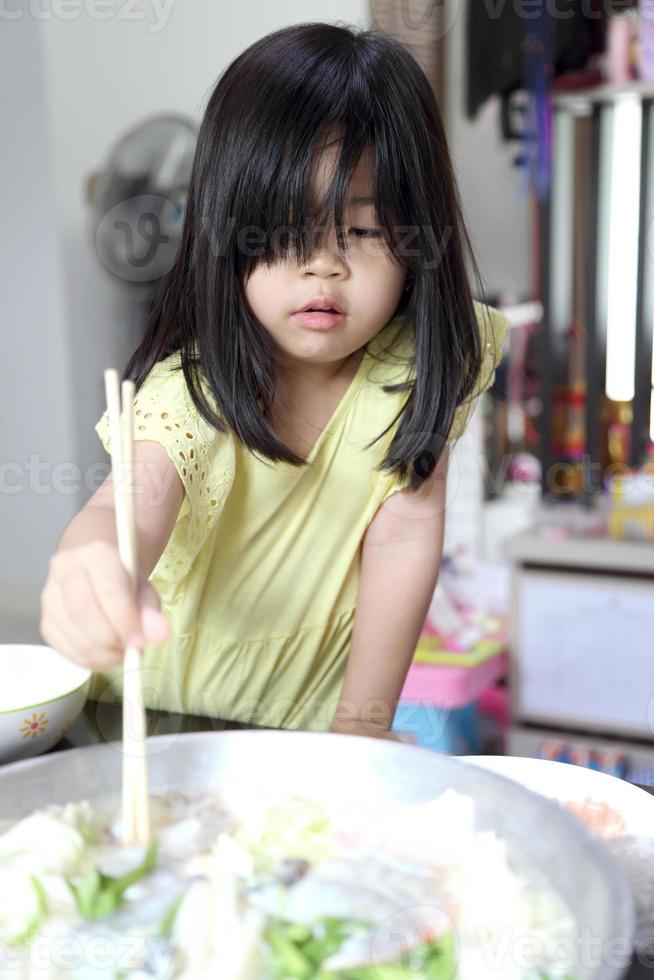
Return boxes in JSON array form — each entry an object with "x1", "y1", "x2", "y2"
[{"x1": 291, "y1": 310, "x2": 347, "y2": 330}]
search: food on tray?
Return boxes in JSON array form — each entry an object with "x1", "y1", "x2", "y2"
[
  {"x1": 558, "y1": 797, "x2": 627, "y2": 840},
  {"x1": 0, "y1": 787, "x2": 577, "y2": 979}
]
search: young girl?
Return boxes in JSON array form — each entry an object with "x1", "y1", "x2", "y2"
[{"x1": 41, "y1": 21, "x2": 510, "y2": 739}]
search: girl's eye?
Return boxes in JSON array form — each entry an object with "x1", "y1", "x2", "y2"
[{"x1": 348, "y1": 227, "x2": 382, "y2": 238}]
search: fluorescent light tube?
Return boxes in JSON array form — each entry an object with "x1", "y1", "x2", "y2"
[{"x1": 605, "y1": 96, "x2": 642, "y2": 403}]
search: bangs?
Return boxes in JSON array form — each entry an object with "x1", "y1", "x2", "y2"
[
  {"x1": 196, "y1": 23, "x2": 424, "y2": 279},
  {"x1": 238, "y1": 122, "x2": 406, "y2": 276}
]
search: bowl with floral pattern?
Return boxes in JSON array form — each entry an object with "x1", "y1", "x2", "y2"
[{"x1": 0, "y1": 645, "x2": 91, "y2": 765}]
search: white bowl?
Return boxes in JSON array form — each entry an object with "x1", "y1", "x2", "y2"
[
  {"x1": 462, "y1": 755, "x2": 654, "y2": 838},
  {"x1": 0, "y1": 645, "x2": 91, "y2": 765}
]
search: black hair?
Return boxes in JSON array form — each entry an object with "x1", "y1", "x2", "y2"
[{"x1": 125, "y1": 21, "x2": 490, "y2": 490}]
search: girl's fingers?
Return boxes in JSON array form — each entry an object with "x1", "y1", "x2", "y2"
[
  {"x1": 42, "y1": 612, "x2": 122, "y2": 671},
  {"x1": 58, "y1": 563, "x2": 131, "y2": 652},
  {"x1": 40, "y1": 605, "x2": 84, "y2": 667},
  {"x1": 137, "y1": 579, "x2": 170, "y2": 644},
  {"x1": 79, "y1": 551, "x2": 145, "y2": 646},
  {"x1": 40, "y1": 615, "x2": 96, "y2": 670},
  {"x1": 42, "y1": 579, "x2": 124, "y2": 670}
]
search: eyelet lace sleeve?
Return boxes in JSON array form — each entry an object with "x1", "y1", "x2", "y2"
[
  {"x1": 94, "y1": 355, "x2": 234, "y2": 582},
  {"x1": 446, "y1": 301, "x2": 511, "y2": 444}
]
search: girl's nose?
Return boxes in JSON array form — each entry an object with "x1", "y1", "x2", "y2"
[{"x1": 301, "y1": 229, "x2": 349, "y2": 279}]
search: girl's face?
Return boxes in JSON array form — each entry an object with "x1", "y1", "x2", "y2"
[{"x1": 244, "y1": 134, "x2": 409, "y2": 371}]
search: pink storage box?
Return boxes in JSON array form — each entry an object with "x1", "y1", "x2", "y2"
[{"x1": 399, "y1": 652, "x2": 508, "y2": 709}]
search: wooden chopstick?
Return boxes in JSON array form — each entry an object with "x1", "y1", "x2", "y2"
[{"x1": 104, "y1": 370, "x2": 151, "y2": 847}]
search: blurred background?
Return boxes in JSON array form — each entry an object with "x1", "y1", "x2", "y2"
[{"x1": 3, "y1": 0, "x2": 654, "y2": 782}]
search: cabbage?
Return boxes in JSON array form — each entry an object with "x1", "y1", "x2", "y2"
[
  {"x1": 232, "y1": 797, "x2": 339, "y2": 872},
  {"x1": 0, "y1": 873, "x2": 46, "y2": 947},
  {"x1": 172, "y1": 833, "x2": 265, "y2": 980},
  {"x1": 0, "y1": 811, "x2": 87, "y2": 877}
]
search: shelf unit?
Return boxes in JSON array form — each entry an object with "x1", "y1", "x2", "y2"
[{"x1": 539, "y1": 82, "x2": 654, "y2": 497}]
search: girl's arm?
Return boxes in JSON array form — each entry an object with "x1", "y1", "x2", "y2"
[
  {"x1": 40, "y1": 441, "x2": 184, "y2": 668},
  {"x1": 58, "y1": 440, "x2": 184, "y2": 577},
  {"x1": 331, "y1": 446, "x2": 450, "y2": 740}
]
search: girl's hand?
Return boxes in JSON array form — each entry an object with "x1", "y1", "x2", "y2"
[{"x1": 40, "y1": 541, "x2": 170, "y2": 671}]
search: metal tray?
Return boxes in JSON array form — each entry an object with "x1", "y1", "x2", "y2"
[{"x1": 0, "y1": 730, "x2": 635, "y2": 979}]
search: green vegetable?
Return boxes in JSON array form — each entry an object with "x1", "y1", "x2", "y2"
[
  {"x1": 66, "y1": 840, "x2": 158, "y2": 920},
  {"x1": 264, "y1": 917, "x2": 457, "y2": 979},
  {"x1": 6, "y1": 876, "x2": 47, "y2": 947},
  {"x1": 341, "y1": 931, "x2": 456, "y2": 980},
  {"x1": 158, "y1": 893, "x2": 183, "y2": 938},
  {"x1": 268, "y1": 928, "x2": 314, "y2": 975}
]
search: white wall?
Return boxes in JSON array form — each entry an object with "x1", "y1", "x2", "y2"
[
  {"x1": 445, "y1": 0, "x2": 531, "y2": 302},
  {"x1": 442, "y1": 0, "x2": 531, "y2": 565},
  {"x1": 0, "y1": 13, "x2": 78, "y2": 628}
]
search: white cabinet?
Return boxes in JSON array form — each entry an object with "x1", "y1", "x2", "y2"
[{"x1": 508, "y1": 530, "x2": 654, "y2": 746}]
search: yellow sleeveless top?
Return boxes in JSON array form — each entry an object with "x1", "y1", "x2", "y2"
[{"x1": 89, "y1": 301, "x2": 509, "y2": 730}]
